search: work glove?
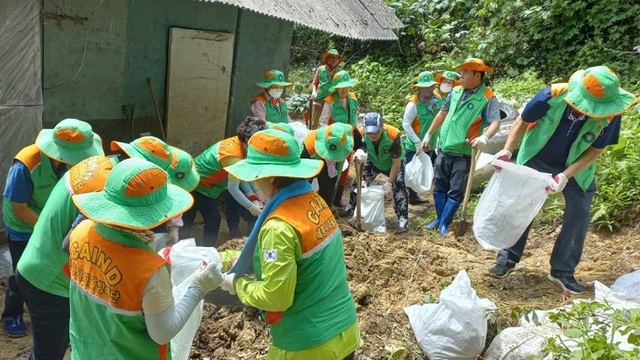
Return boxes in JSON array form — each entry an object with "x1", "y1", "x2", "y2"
[
  {"x1": 192, "y1": 262, "x2": 223, "y2": 294},
  {"x1": 354, "y1": 149, "x2": 368, "y2": 164},
  {"x1": 166, "y1": 226, "x2": 180, "y2": 247},
  {"x1": 248, "y1": 203, "x2": 262, "y2": 217},
  {"x1": 383, "y1": 181, "x2": 393, "y2": 196},
  {"x1": 470, "y1": 135, "x2": 488, "y2": 150},
  {"x1": 421, "y1": 133, "x2": 432, "y2": 151},
  {"x1": 492, "y1": 149, "x2": 512, "y2": 170},
  {"x1": 547, "y1": 173, "x2": 568, "y2": 193},
  {"x1": 221, "y1": 272, "x2": 237, "y2": 295},
  {"x1": 413, "y1": 141, "x2": 422, "y2": 151}
]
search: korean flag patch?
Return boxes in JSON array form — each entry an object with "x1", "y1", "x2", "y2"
[{"x1": 264, "y1": 249, "x2": 278, "y2": 262}]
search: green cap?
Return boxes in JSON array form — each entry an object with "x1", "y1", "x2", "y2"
[
  {"x1": 266, "y1": 121, "x2": 294, "y2": 136},
  {"x1": 565, "y1": 66, "x2": 636, "y2": 118},
  {"x1": 256, "y1": 70, "x2": 293, "y2": 88},
  {"x1": 168, "y1": 146, "x2": 200, "y2": 192},
  {"x1": 225, "y1": 129, "x2": 323, "y2": 181},
  {"x1": 72, "y1": 158, "x2": 193, "y2": 230},
  {"x1": 436, "y1": 71, "x2": 461, "y2": 83},
  {"x1": 110, "y1": 136, "x2": 173, "y2": 170},
  {"x1": 330, "y1": 70, "x2": 358, "y2": 92},
  {"x1": 315, "y1": 123, "x2": 354, "y2": 162},
  {"x1": 412, "y1": 71, "x2": 437, "y2": 89},
  {"x1": 35, "y1": 118, "x2": 104, "y2": 165}
]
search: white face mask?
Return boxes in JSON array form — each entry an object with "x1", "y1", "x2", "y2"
[
  {"x1": 268, "y1": 88, "x2": 284, "y2": 99},
  {"x1": 439, "y1": 83, "x2": 453, "y2": 93}
]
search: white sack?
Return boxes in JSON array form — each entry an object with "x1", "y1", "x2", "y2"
[
  {"x1": 351, "y1": 185, "x2": 386, "y2": 232},
  {"x1": 405, "y1": 150, "x2": 433, "y2": 193},
  {"x1": 611, "y1": 270, "x2": 640, "y2": 302}
]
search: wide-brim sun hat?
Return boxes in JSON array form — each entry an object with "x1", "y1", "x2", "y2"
[
  {"x1": 455, "y1": 57, "x2": 495, "y2": 74},
  {"x1": 72, "y1": 158, "x2": 193, "y2": 230},
  {"x1": 435, "y1": 71, "x2": 461, "y2": 86},
  {"x1": 330, "y1": 70, "x2": 358, "y2": 92},
  {"x1": 323, "y1": 48, "x2": 343, "y2": 65},
  {"x1": 412, "y1": 71, "x2": 438, "y2": 89},
  {"x1": 564, "y1": 66, "x2": 637, "y2": 118},
  {"x1": 266, "y1": 121, "x2": 294, "y2": 136},
  {"x1": 35, "y1": 118, "x2": 104, "y2": 165},
  {"x1": 225, "y1": 129, "x2": 323, "y2": 181},
  {"x1": 256, "y1": 70, "x2": 293, "y2": 88},
  {"x1": 110, "y1": 136, "x2": 173, "y2": 170},
  {"x1": 315, "y1": 123, "x2": 354, "y2": 162},
  {"x1": 168, "y1": 146, "x2": 200, "y2": 192}
]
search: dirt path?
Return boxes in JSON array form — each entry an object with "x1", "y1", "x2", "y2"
[{"x1": 2, "y1": 200, "x2": 639, "y2": 360}]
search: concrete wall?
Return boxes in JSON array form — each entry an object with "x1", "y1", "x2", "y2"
[{"x1": 43, "y1": 0, "x2": 293, "y2": 152}]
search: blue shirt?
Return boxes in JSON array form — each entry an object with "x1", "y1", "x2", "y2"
[
  {"x1": 521, "y1": 87, "x2": 621, "y2": 171},
  {"x1": 3, "y1": 159, "x2": 67, "y2": 241}
]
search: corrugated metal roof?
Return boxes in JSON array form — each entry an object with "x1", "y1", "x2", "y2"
[{"x1": 198, "y1": 0, "x2": 404, "y2": 40}]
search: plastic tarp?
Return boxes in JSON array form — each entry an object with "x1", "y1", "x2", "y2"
[{"x1": 0, "y1": 0, "x2": 43, "y2": 231}]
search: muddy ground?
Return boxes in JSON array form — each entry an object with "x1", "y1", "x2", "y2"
[{"x1": 2, "y1": 197, "x2": 640, "y2": 360}]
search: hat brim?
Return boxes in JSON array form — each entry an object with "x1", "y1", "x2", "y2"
[
  {"x1": 323, "y1": 52, "x2": 343, "y2": 64},
  {"x1": 72, "y1": 184, "x2": 194, "y2": 230},
  {"x1": 456, "y1": 62, "x2": 495, "y2": 74},
  {"x1": 169, "y1": 165, "x2": 200, "y2": 192},
  {"x1": 110, "y1": 141, "x2": 145, "y2": 159},
  {"x1": 225, "y1": 158, "x2": 323, "y2": 181},
  {"x1": 565, "y1": 87, "x2": 637, "y2": 118},
  {"x1": 256, "y1": 81, "x2": 293, "y2": 88},
  {"x1": 36, "y1": 131, "x2": 104, "y2": 165},
  {"x1": 364, "y1": 126, "x2": 380, "y2": 134},
  {"x1": 412, "y1": 81, "x2": 437, "y2": 89},
  {"x1": 330, "y1": 79, "x2": 358, "y2": 92}
]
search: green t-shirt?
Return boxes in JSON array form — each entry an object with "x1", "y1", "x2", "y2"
[{"x1": 17, "y1": 174, "x2": 77, "y2": 297}]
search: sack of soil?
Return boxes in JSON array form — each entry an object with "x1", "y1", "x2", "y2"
[
  {"x1": 473, "y1": 160, "x2": 554, "y2": 250},
  {"x1": 159, "y1": 239, "x2": 222, "y2": 360},
  {"x1": 351, "y1": 185, "x2": 386, "y2": 232},
  {"x1": 404, "y1": 270, "x2": 496, "y2": 359},
  {"x1": 405, "y1": 149, "x2": 433, "y2": 194}
]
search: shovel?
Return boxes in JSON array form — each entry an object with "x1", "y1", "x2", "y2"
[
  {"x1": 452, "y1": 149, "x2": 480, "y2": 237},
  {"x1": 355, "y1": 161, "x2": 364, "y2": 231}
]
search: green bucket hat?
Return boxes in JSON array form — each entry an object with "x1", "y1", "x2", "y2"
[
  {"x1": 168, "y1": 146, "x2": 200, "y2": 192},
  {"x1": 72, "y1": 158, "x2": 193, "y2": 230},
  {"x1": 330, "y1": 70, "x2": 358, "y2": 92},
  {"x1": 435, "y1": 70, "x2": 461, "y2": 83},
  {"x1": 256, "y1": 70, "x2": 293, "y2": 88},
  {"x1": 266, "y1": 121, "x2": 294, "y2": 136},
  {"x1": 565, "y1": 66, "x2": 637, "y2": 118},
  {"x1": 412, "y1": 71, "x2": 437, "y2": 89},
  {"x1": 225, "y1": 129, "x2": 323, "y2": 181},
  {"x1": 35, "y1": 119, "x2": 104, "y2": 165},
  {"x1": 110, "y1": 136, "x2": 173, "y2": 170},
  {"x1": 315, "y1": 123, "x2": 354, "y2": 162}
]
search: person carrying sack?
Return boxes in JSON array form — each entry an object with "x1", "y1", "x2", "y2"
[
  {"x1": 422, "y1": 58, "x2": 502, "y2": 236},
  {"x1": 489, "y1": 66, "x2": 636, "y2": 294},
  {"x1": 218, "y1": 129, "x2": 360, "y2": 360},
  {"x1": 402, "y1": 71, "x2": 442, "y2": 204},
  {"x1": 340, "y1": 113, "x2": 410, "y2": 234},
  {"x1": 66, "y1": 158, "x2": 223, "y2": 359}
]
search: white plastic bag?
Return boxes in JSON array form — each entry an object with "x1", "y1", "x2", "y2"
[
  {"x1": 351, "y1": 185, "x2": 386, "y2": 232},
  {"x1": 289, "y1": 121, "x2": 310, "y2": 146},
  {"x1": 404, "y1": 270, "x2": 496, "y2": 360},
  {"x1": 405, "y1": 150, "x2": 433, "y2": 193},
  {"x1": 473, "y1": 160, "x2": 555, "y2": 250},
  {"x1": 159, "y1": 239, "x2": 222, "y2": 360},
  {"x1": 611, "y1": 270, "x2": 640, "y2": 301}
]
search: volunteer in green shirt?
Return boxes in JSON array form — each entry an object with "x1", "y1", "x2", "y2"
[
  {"x1": 489, "y1": 66, "x2": 636, "y2": 294},
  {"x1": 341, "y1": 113, "x2": 410, "y2": 234},
  {"x1": 422, "y1": 58, "x2": 502, "y2": 236},
  {"x1": 251, "y1": 70, "x2": 293, "y2": 123},
  {"x1": 219, "y1": 129, "x2": 359, "y2": 360},
  {"x1": 2, "y1": 119, "x2": 103, "y2": 338},
  {"x1": 318, "y1": 71, "x2": 359, "y2": 128},
  {"x1": 402, "y1": 71, "x2": 442, "y2": 204},
  {"x1": 435, "y1": 70, "x2": 461, "y2": 98},
  {"x1": 311, "y1": 48, "x2": 343, "y2": 129}
]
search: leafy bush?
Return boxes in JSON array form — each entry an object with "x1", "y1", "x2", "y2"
[{"x1": 491, "y1": 70, "x2": 546, "y2": 108}]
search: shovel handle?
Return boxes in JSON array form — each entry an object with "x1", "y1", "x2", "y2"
[
  {"x1": 356, "y1": 161, "x2": 363, "y2": 231},
  {"x1": 460, "y1": 149, "x2": 480, "y2": 217}
]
